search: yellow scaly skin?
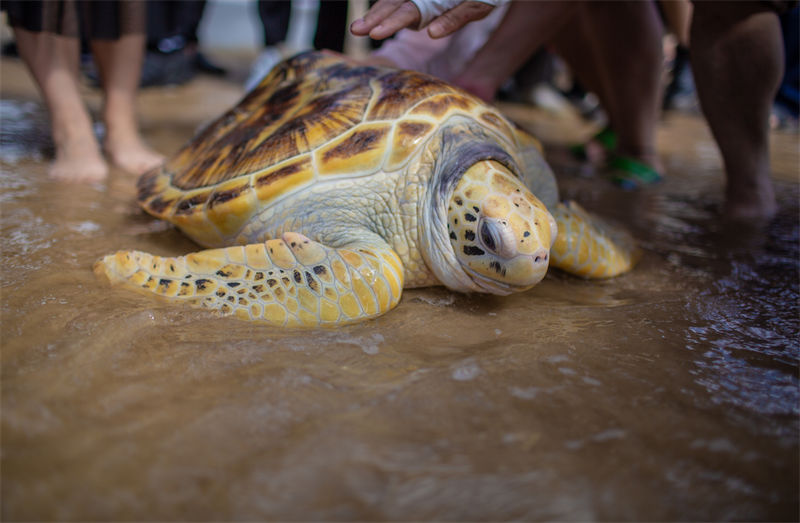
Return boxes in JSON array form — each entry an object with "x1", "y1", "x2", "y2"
[
  {"x1": 94, "y1": 232, "x2": 404, "y2": 327},
  {"x1": 95, "y1": 165, "x2": 638, "y2": 326},
  {"x1": 550, "y1": 201, "x2": 640, "y2": 278},
  {"x1": 446, "y1": 161, "x2": 556, "y2": 295}
]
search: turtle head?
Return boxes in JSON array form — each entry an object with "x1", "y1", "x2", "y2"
[{"x1": 447, "y1": 160, "x2": 557, "y2": 295}]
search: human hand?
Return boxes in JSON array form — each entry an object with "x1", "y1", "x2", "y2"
[{"x1": 350, "y1": 0, "x2": 498, "y2": 40}]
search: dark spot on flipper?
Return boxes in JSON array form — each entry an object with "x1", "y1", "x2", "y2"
[
  {"x1": 227, "y1": 296, "x2": 235, "y2": 303},
  {"x1": 253, "y1": 284, "x2": 266, "y2": 293},
  {"x1": 464, "y1": 213, "x2": 476, "y2": 222},
  {"x1": 313, "y1": 265, "x2": 327, "y2": 275},
  {"x1": 196, "y1": 278, "x2": 211, "y2": 290},
  {"x1": 305, "y1": 271, "x2": 320, "y2": 293},
  {"x1": 293, "y1": 270, "x2": 302, "y2": 283},
  {"x1": 473, "y1": 206, "x2": 479, "y2": 212},
  {"x1": 267, "y1": 278, "x2": 278, "y2": 287},
  {"x1": 455, "y1": 197, "x2": 463, "y2": 206},
  {"x1": 228, "y1": 282, "x2": 241, "y2": 288},
  {"x1": 254, "y1": 272, "x2": 264, "y2": 280},
  {"x1": 159, "y1": 279, "x2": 171, "y2": 287},
  {"x1": 216, "y1": 289, "x2": 226, "y2": 297},
  {"x1": 463, "y1": 246, "x2": 485, "y2": 256},
  {"x1": 449, "y1": 231, "x2": 457, "y2": 240},
  {"x1": 464, "y1": 230, "x2": 475, "y2": 241},
  {"x1": 523, "y1": 231, "x2": 530, "y2": 237},
  {"x1": 216, "y1": 269, "x2": 232, "y2": 278}
]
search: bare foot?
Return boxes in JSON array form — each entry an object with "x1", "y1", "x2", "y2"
[
  {"x1": 49, "y1": 136, "x2": 108, "y2": 183},
  {"x1": 724, "y1": 181, "x2": 777, "y2": 222},
  {"x1": 104, "y1": 135, "x2": 164, "y2": 176}
]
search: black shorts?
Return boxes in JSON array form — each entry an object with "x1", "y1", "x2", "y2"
[{"x1": 3, "y1": 0, "x2": 146, "y2": 40}]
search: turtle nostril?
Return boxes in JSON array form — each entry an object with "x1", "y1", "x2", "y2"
[{"x1": 532, "y1": 248, "x2": 549, "y2": 265}]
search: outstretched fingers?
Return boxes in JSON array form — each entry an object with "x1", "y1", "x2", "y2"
[
  {"x1": 350, "y1": 0, "x2": 496, "y2": 40},
  {"x1": 427, "y1": 1, "x2": 496, "y2": 38},
  {"x1": 350, "y1": 0, "x2": 421, "y2": 40}
]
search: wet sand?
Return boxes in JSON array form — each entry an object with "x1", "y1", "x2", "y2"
[{"x1": 1, "y1": 54, "x2": 798, "y2": 520}]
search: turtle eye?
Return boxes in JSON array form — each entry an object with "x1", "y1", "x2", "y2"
[{"x1": 480, "y1": 220, "x2": 499, "y2": 253}]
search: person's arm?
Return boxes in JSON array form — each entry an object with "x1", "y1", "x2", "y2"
[{"x1": 350, "y1": 0, "x2": 498, "y2": 40}]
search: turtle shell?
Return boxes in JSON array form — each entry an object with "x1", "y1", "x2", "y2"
[{"x1": 138, "y1": 50, "x2": 527, "y2": 247}]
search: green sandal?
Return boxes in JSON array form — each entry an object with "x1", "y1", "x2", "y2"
[
  {"x1": 569, "y1": 126, "x2": 618, "y2": 161},
  {"x1": 609, "y1": 155, "x2": 663, "y2": 190}
]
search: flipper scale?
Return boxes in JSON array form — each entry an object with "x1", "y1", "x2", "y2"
[
  {"x1": 550, "y1": 201, "x2": 639, "y2": 278},
  {"x1": 94, "y1": 233, "x2": 405, "y2": 327}
]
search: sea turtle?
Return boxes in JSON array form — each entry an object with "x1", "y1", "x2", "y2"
[{"x1": 94, "y1": 51, "x2": 637, "y2": 327}]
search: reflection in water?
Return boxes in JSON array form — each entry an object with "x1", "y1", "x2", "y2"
[{"x1": 1, "y1": 90, "x2": 798, "y2": 521}]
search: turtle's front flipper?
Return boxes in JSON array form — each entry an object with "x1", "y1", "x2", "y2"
[
  {"x1": 549, "y1": 201, "x2": 640, "y2": 278},
  {"x1": 94, "y1": 233, "x2": 405, "y2": 327}
]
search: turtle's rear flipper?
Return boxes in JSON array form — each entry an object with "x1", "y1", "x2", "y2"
[
  {"x1": 549, "y1": 201, "x2": 640, "y2": 278},
  {"x1": 94, "y1": 232, "x2": 405, "y2": 327}
]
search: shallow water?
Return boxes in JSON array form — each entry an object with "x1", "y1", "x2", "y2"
[{"x1": 2, "y1": 71, "x2": 799, "y2": 520}]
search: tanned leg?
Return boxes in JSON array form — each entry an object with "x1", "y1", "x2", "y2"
[
  {"x1": 13, "y1": 28, "x2": 107, "y2": 182},
  {"x1": 91, "y1": 34, "x2": 164, "y2": 175},
  {"x1": 691, "y1": 2, "x2": 782, "y2": 220},
  {"x1": 452, "y1": 1, "x2": 578, "y2": 101},
  {"x1": 570, "y1": 1, "x2": 664, "y2": 174}
]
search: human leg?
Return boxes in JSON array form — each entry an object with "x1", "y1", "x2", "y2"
[
  {"x1": 548, "y1": 2, "x2": 664, "y2": 185},
  {"x1": 690, "y1": 2, "x2": 783, "y2": 220},
  {"x1": 550, "y1": 10, "x2": 616, "y2": 165},
  {"x1": 576, "y1": 1, "x2": 664, "y2": 179},
  {"x1": 91, "y1": 33, "x2": 164, "y2": 175},
  {"x1": 13, "y1": 27, "x2": 107, "y2": 182},
  {"x1": 452, "y1": 1, "x2": 578, "y2": 101}
]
